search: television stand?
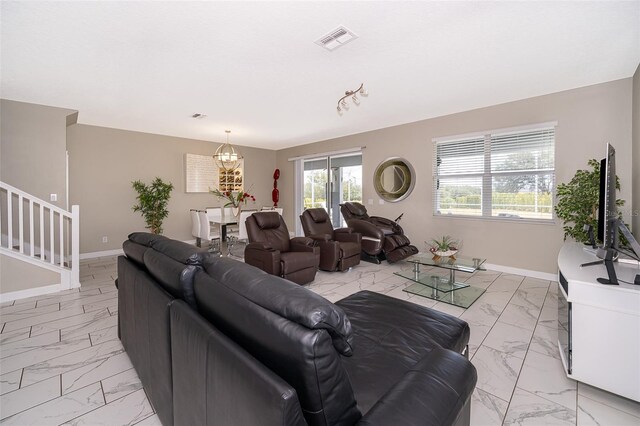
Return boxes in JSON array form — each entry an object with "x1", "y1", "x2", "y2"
[{"x1": 558, "y1": 242, "x2": 640, "y2": 402}]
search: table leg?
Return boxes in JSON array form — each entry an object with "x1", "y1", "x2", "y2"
[
  {"x1": 449, "y1": 268, "x2": 455, "y2": 285},
  {"x1": 221, "y1": 224, "x2": 227, "y2": 242},
  {"x1": 413, "y1": 262, "x2": 420, "y2": 281}
]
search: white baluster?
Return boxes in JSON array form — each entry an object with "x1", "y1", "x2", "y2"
[
  {"x1": 50, "y1": 209, "x2": 54, "y2": 264},
  {"x1": 18, "y1": 195, "x2": 24, "y2": 253},
  {"x1": 59, "y1": 213, "x2": 64, "y2": 267},
  {"x1": 30, "y1": 199, "x2": 34, "y2": 256},
  {"x1": 40, "y1": 204, "x2": 45, "y2": 260},
  {"x1": 7, "y1": 190, "x2": 13, "y2": 250}
]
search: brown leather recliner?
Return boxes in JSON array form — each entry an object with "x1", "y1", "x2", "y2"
[
  {"x1": 299, "y1": 208, "x2": 361, "y2": 272},
  {"x1": 340, "y1": 202, "x2": 418, "y2": 264},
  {"x1": 245, "y1": 211, "x2": 320, "y2": 285}
]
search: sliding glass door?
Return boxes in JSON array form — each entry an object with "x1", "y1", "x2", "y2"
[{"x1": 303, "y1": 153, "x2": 362, "y2": 227}]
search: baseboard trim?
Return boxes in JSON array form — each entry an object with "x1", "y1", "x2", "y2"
[
  {"x1": 79, "y1": 248, "x2": 124, "y2": 260},
  {"x1": 80, "y1": 239, "x2": 199, "y2": 260},
  {"x1": 484, "y1": 263, "x2": 556, "y2": 282},
  {"x1": 0, "y1": 283, "x2": 64, "y2": 303}
]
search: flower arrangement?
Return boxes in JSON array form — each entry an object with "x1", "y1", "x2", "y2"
[
  {"x1": 427, "y1": 236, "x2": 460, "y2": 257},
  {"x1": 210, "y1": 188, "x2": 256, "y2": 208}
]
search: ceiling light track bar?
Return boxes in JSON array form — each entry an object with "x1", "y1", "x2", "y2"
[{"x1": 337, "y1": 83, "x2": 368, "y2": 114}]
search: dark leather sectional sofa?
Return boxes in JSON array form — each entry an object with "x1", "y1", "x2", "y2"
[{"x1": 117, "y1": 232, "x2": 477, "y2": 426}]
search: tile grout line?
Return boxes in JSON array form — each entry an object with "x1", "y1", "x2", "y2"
[{"x1": 500, "y1": 282, "x2": 555, "y2": 425}]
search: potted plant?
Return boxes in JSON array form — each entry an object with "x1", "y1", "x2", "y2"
[
  {"x1": 427, "y1": 235, "x2": 460, "y2": 258},
  {"x1": 555, "y1": 159, "x2": 624, "y2": 243},
  {"x1": 132, "y1": 177, "x2": 174, "y2": 235},
  {"x1": 210, "y1": 188, "x2": 256, "y2": 218}
]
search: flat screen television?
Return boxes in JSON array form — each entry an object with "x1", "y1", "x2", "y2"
[
  {"x1": 594, "y1": 143, "x2": 640, "y2": 285},
  {"x1": 597, "y1": 144, "x2": 617, "y2": 249}
]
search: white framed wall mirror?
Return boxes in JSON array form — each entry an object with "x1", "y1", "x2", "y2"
[{"x1": 373, "y1": 157, "x2": 416, "y2": 202}]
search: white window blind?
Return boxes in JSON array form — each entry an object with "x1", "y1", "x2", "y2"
[{"x1": 433, "y1": 125, "x2": 555, "y2": 221}]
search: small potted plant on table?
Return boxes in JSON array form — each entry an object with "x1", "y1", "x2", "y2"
[{"x1": 427, "y1": 236, "x2": 460, "y2": 259}]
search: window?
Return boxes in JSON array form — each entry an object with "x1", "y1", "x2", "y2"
[
  {"x1": 433, "y1": 124, "x2": 555, "y2": 221},
  {"x1": 302, "y1": 153, "x2": 362, "y2": 227}
]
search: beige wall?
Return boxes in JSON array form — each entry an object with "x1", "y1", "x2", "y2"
[
  {"x1": 276, "y1": 79, "x2": 633, "y2": 274},
  {"x1": 632, "y1": 63, "x2": 640, "y2": 237},
  {"x1": 1, "y1": 256, "x2": 60, "y2": 294},
  {"x1": 67, "y1": 124, "x2": 276, "y2": 253},
  {"x1": 1, "y1": 99, "x2": 76, "y2": 295},
  {"x1": 1, "y1": 99, "x2": 77, "y2": 207}
]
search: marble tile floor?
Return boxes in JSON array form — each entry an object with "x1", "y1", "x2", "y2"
[{"x1": 0, "y1": 255, "x2": 638, "y2": 425}]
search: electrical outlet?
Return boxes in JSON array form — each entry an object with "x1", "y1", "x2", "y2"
[
  {"x1": 367, "y1": 199, "x2": 374, "y2": 205},
  {"x1": 378, "y1": 199, "x2": 385, "y2": 205},
  {"x1": 50, "y1": 194, "x2": 57, "y2": 202},
  {"x1": 102, "y1": 236, "x2": 108, "y2": 243}
]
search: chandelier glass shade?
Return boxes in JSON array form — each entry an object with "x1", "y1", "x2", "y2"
[{"x1": 213, "y1": 130, "x2": 243, "y2": 171}]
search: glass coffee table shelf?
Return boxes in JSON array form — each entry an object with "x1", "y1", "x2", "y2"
[{"x1": 394, "y1": 253, "x2": 487, "y2": 308}]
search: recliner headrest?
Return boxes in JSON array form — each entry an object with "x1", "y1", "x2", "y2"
[
  {"x1": 307, "y1": 208, "x2": 328, "y2": 223},
  {"x1": 344, "y1": 202, "x2": 367, "y2": 217},
  {"x1": 253, "y1": 212, "x2": 281, "y2": 229}
]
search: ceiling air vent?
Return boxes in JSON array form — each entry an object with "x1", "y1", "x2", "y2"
[{"x1": 315, "y1": 26, "x2": 358, "y2": 51}]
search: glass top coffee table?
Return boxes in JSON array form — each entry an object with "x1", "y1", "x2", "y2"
[{"x1": 394, "y1": 253, "x2": 487, "y2": 308}]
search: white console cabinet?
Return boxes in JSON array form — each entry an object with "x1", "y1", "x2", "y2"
[{"x1": 557, "y1": 242, "x2": 640, "y2": 402}]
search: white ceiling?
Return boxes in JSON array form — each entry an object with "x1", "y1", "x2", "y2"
[{"x1": 2, "y1": 1, "x2": 639, "y2": 150}]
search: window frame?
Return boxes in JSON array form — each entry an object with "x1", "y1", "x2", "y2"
[{"x1": 432, "y1": 122, "x2": 557, "y2": 224}]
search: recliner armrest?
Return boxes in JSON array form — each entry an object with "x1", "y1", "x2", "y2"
[
  {"x1": 346, "y1": 219, "x2": 385, "y2": 241},
  {"x1": 290, "y1": 236, "x2": 317, "y2": 252},
  {"x1": 309, "y1": 234, "x2": 332, "y2": 243},
  {"x1": 356, "y1": 348, "x2": 477, "y2": 426},
  {"x1": 245, "y1": 243, "x2": 281, "y2": 276},
  {"x1": 246, "y1": 242, "x2": 274, "y2": 251},
  {"x1": 335, "y1": 230, "x2": 361, "y2": 244},
  {"x1": 370, "y1": 216, "x2": 404, "y2": 235}
]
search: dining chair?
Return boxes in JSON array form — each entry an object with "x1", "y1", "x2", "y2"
[
  {"x1": 197, "y1": 210, "x2": 221, "y2": 253},
  {"x1": 190, "y1": 209, "x2": 202, "y2": 247}
]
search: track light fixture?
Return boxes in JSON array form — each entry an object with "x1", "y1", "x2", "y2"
[{"x1": 337, "y1": 83, "x2": 367, "y2": 114}]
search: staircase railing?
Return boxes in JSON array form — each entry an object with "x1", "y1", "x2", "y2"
[{"x1": 0, "y1": 181, "x2": 80, "y2": 289}]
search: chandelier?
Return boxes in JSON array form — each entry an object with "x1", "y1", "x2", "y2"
[
  {"x1": 213, "y1": 130, "x2": 243, "y2": 171},
  {"x1": 337, "y1": 83, "x2": 368, "y2": 114}
]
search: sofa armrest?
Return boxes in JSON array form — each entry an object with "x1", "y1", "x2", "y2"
[
  {"x1": 245, "y1": 243, "x2": 281, "y2": 276},
  {"x1": 170, "y1": 300, "x2": 307, "y2": 426},
  {"x1": 346, "y1": 219, "x2": 384, "y2": 241},
  {"x1": 356, "y1": 348, "x2": 477, "y2": 426}
]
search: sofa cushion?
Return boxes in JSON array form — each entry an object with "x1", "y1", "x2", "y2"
[
  {"x1": 194, "y1": 257, "x2": 361, "y2": 426},
  {"x1": 128, "y1": 232, "x2": 168, "y2": 247},
  {"x1": 335, "y1": 291, "x2": 470, "y2": 414},
  {"x1": 336, "y1": 291, "x2": 470, "y2": 355},
  {"x1": 203, "y1": 257, "x2": 353, "y2": 355},
  {"x1": 122, "y1": 239, "x2": 148, "y2": 265},
  {"x1": 151, "y1": 238, "x2": 210, "y2": 265},
  {"x1": 143, "y1": 249, "x2": 200, "y2": 308}
]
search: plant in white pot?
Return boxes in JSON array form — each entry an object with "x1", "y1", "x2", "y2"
[{"x1": 427, "y1": 236, "x2": 460, "y2": 258}]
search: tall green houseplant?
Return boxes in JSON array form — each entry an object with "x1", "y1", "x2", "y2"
[
  {"x1": 132, "y1": 177, "x2": 174, "y2": 235},
  {"x1": 555, "y1": 159, "x2": 624, "y2": 243}
]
